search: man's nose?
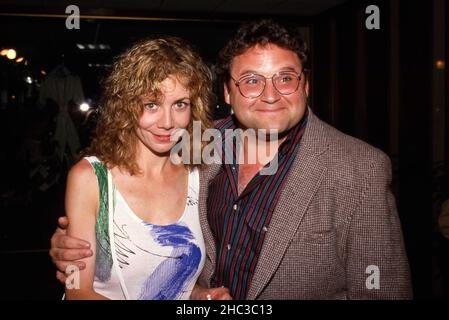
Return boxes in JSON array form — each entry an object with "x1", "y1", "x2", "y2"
[
  {"x1": 260, "y1": 79, "x2": 281, "y2": 103},
  {"x1": 158, "y1": 108, "x2": 173, "y2": 129}
]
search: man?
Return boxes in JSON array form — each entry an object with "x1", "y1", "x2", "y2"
[{"x1": 50, "y1": 19, "x2": 412, "y2": 299}]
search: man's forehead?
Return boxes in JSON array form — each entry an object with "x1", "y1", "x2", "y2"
[{"x1": 230, "y1": 43, "x2": 302, "y2": 75}]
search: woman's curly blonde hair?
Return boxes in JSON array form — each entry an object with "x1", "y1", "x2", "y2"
[{"x1": 84, "y1": 36, "x2": 214, "y2": 174}]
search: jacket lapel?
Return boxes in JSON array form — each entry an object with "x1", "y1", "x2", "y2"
[{"x1": 246, "y1": 110, "x2": 329, "y2": 299}]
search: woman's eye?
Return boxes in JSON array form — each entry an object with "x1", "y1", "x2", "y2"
[
  {"x1": 174, "y1": 101, "x2": 190, "y2": 109},
  {"x1": 144, "y1": 102, "x2": 157, "y2": 110}
]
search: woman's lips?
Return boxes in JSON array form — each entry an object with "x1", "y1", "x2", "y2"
[{"x1": 152, "y1": 133, "x2": 172, "y2": 142}]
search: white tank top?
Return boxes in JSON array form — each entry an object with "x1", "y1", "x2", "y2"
[{"x1": 85, "y1": 156, "x2": 205, "y2": 300}]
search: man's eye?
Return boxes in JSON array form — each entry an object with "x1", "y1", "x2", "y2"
[
  {"x1": 244, "y1": 77, "x2": 260, "y2": 85},
  {"x1": 279, "y1": 75, "x2": 294, "y2": 83}
]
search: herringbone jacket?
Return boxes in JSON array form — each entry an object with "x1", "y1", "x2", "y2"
[{"x1": 197, "y1": 110, "x2": 412, "y2": 299}]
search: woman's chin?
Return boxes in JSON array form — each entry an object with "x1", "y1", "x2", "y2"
[{"x1": 150, "y1": 143, "x2": 177, "y2": 156}]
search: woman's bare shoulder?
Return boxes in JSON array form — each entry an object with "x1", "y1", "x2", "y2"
[{"x1": 66, "y1": 159, "x2": 99, "y2": 196}]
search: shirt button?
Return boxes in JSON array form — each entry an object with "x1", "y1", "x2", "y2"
[
  {"x1": 227, "y1": 244, "x2": 231, "y2": 251},
  {"x1": 262, "y1": 226, "x2": 268, "y2": 232},
  {"x1": 233, "y1": 204, "x2": 238, "y2": 211}
]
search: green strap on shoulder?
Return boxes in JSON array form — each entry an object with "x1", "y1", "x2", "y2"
[{"x1": 90, "y1": 160, "x2": 113, "y2": 281}]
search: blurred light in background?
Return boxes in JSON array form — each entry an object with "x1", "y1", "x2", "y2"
[
  {"x1": 435, "y1": 60, "x2": 445, "y2": 70},
  {"x1": 79, "y1": 103, "x2": 90, "y2": 112},
  {"x1": 6, "y1": 49, "x2": 17, "y2": 60}
]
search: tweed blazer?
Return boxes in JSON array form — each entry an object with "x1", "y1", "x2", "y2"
[{"x1": 197, "y1": 109, "x2": 412, "y2": 299}]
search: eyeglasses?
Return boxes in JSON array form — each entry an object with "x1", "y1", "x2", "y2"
[{"x1": 230, "y1": 70, "x2": 304, "y2": 99}]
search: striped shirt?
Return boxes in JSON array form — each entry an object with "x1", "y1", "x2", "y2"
[{"x1": 207, "y1": 110, "x2": 308, "y2": 299}]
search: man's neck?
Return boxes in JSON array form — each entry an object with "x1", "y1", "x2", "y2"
[{"x1": 239, "y1": 133, "x2": 285, "y2": 167}]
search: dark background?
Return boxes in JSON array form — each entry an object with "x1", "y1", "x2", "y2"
[{"x1": 0, "y1": 0, "x2": 446, "y2": 300}]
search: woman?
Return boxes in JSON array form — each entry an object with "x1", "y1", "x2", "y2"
[{"x1": 64, "y1": 37, "x2": 213, "y2": 300}]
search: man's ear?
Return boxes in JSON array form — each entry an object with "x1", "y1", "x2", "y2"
[
  {"x1": 224, "y1": 82, "x2": 231, "y2": 105},
  {"x1": 305, "y1": 79, "x2": 309, "y2": 97}
]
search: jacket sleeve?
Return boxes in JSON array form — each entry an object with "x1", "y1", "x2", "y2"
[{"x1": 345, "y1": 153, "x2": 413, "y2": 299}]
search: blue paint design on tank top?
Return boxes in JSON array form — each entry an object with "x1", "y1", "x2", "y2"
[{"x1": 138, "y1": 222, "x2": 201, "y2": 300}]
